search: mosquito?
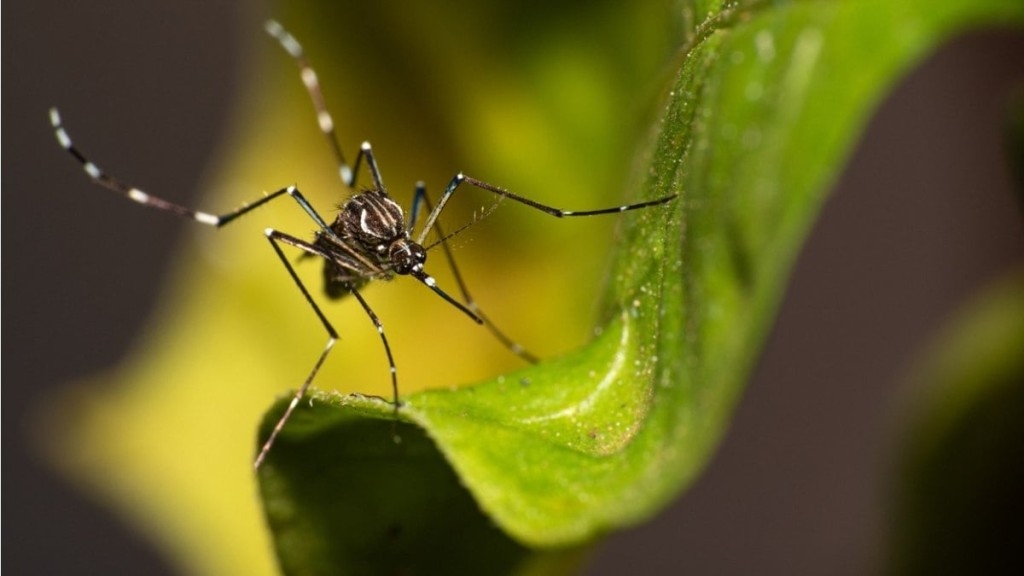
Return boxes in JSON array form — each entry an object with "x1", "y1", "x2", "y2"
[{"x1": 50, "y1": 19, "x2": 677, "y2": 470}]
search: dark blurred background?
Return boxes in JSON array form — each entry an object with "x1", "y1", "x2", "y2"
[{"x1": 6, "y1": 1, "x2": 1023, "y2": 574}]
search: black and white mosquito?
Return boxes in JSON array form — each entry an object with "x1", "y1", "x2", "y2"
[{"x1": 51, "y1": 20, "x2": 677, "y2": 470}]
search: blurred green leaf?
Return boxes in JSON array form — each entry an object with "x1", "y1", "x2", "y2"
[
  {"x1": 256, "y1": 0, "x2": 1024, "y2": 573},
  {"x1": 887, "y1": 271, "x2": 1024, "y2": 575}
]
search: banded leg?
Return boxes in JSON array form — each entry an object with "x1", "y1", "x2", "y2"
[
  {"x1": 264, "y1": 20, "x2": 390, "y2": 195},
  {"x1": 409, "y1": 183, "x2": 538, "y2": 363},
  {"x1": 417, "y1": 173, "x2": 678, "y2": 245},
  {"x1": 264, "y1": 19, "x2": 353, "y2": 187},
  {"x1": 49, "y1": 107, "x2": 336, "y2": 233}
]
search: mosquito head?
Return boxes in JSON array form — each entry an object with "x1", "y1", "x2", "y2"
[{"x1": 389, "y1": 239, "x2": 426, "y2": 275}]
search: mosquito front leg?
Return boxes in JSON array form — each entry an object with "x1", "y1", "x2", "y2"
[{"x1": 408, "y1": 182, "x2": 538, "y2": 363}]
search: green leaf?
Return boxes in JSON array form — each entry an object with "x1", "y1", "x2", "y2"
[{"x1": 256, "y1": 0, "x2": 1024, "y2": 572}]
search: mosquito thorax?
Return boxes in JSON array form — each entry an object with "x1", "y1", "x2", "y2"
[{"x1": 339, "y1": 189, "x2": 406, "y2": 252}]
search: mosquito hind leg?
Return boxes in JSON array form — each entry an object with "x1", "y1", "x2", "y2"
[
  {"x1": 264, "y1": 20, "x2": 393, "y2": 196},
  {"x1": 264, "y1": 19, "x2": 355, "y2": 187},
  {"x1": 50, "y1": 107, "x2": 338, "y2": 234}
]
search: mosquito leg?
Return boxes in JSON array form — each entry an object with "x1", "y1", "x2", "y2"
[
  {"x1": 407, "y1": 181, "x2": 428, "y2": 235},
  {"x1": 352, "y1": 142, "x2": 386, "y2": 192},
  {"x1": 264, "y1": 20, "x2": 397, "y2": 197},
  {"x1": 50, "y1": 107, "x2": 338, "y2": 234},
  {"x1": 410, "y1": 182, "x2": 538, "y2": 363},
  {"x1": 410, "y1": 269, "x2": 483, "y2": 325},
  {"x1": 347, "y1": 287, "x2": 401, "y2": 410},
  {"x1": 417, "y1": 172, "x2": 677, "y2": 244},
  {"x1": 264, "y1": 19, "x2": 354, "y2": 187},
  {"x1": 254, "y1": 229, "x2": 341, "y2": 470}
]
